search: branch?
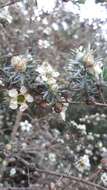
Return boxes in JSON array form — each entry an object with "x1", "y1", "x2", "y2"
[
  {"x1": 11, "y1": 111, "x2": 22, "y2": 141},
  {"x1": 0, "y1": 188, "x2": 35, "y2": 190},
  {"x1": 16, "y1": 156, "x2": 106, "y2": 190},
  {"x1": 70, "y1": 101, "x2": 107, "y2": 107},
  {"x1": 33, "y1": 168, "x2": 106, "y2": 190},
  {"x1": 0, "y1": 0, "x2": 21, "y2": 9}
]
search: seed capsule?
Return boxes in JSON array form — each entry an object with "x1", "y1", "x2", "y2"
[{"x1": 54, "y1": 102, "x2": 63, "y2": 113}]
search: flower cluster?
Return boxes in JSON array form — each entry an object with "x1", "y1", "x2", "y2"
[
  {"x1": 80, "y1": 113, "x2": 106, "y2": 124},
  {"x1": 37, "y1": 61, "x2": 59, "y2": 90},
  {"x1": 70, "y1": 120, "x2": 86, "y2": 134},
  {"x1": 38, "y1": 39, "x2": 51, "y2": 49}
]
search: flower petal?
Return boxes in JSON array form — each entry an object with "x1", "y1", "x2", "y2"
[
  {"x1": 19, "y1": 103, "x2": 28, "y2": 112},
  {"x1": 52, "y1": 71, "x2": 59, "y2": 78},
  {"x1": 60, "y1": 111, "x2": 66, "y2": 121},
  {"x1": 8, "y1": 89, "x2": 18, "y2": 97},
  {"x1": 11, "y1": 56, "x2": 21, "y2": 66},
  {"x1": 20, "y1": 86, "x2": 27, "y2": 94},
  {"x1": 9, "y1": 100, "x2": 18, "y2": 110},
  {"x1": 25, "y1": 94, "x2": 34, "y2": 102},
  {"x1": 21, "y1": 125, "x2": 26, "y2": 131}
]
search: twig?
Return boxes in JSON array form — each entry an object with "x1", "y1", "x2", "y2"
[
  {"x1": 16, "y1": 156, "x2": 107, "y2": 190},
  {"x1": 27, "y1": 167, "x2": 31, "y2": 187},
  {"x1": 33, "y1": 168, "x2": 107, "y2": 190},
  {"x1": 0, "y1": 0, "x2": 20, "y2": 9},
  {"x1": 0, "y1": 188, "x2": 35, "y2": 190},
  {"x1": 11, "y1": 111, "x2": 22, "y2": 141},
  {"x1": 96, "y1": 83, "x2": 105, "y2": 104},
  {"x1": 88, "y1": 169, "x2": 102, "y2": 182},
  {"x1": 70, "y1": 101, "x2": 107, "y2": 107}
]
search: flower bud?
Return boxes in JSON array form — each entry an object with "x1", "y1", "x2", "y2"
[{"x1": 11, "y1": 56, "x2": 27, "y2": 72}]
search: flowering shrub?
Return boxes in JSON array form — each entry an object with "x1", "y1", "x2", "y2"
[{"x1": 0, "y1": 1, "x2": 107, "y2": 190}]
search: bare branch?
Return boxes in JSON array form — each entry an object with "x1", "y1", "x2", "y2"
[
  {"x1": 0, "y1": 0, "x2": 21, "y2": 9},
  {"x1": 16, "y1": 156, "x2": 107, "y2": 190},
  {"x1": 70, "y1": 101, "x2": 107, "y2": 107},
  {"x1": 11, "y1": 111, "x2": 22, "y2": 140}
]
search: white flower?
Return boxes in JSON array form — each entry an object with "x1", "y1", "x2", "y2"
[
  {"x1": 85, "y1": 149, "x2": 93, "y2": 156},
  {"x1": 57, "y1": 138, "x2": 64, "y2": 144},
  {"x1": 77, "y1": 124, "x2": 86, "y2": 131},
  {"x1": 21, "y1": 142, "x2": 27, "y2": 149},
  {"x1": 52, "y1": 129, "x2": 60, "y2": 138},
  {"x1": 11, "y1": 56, "x2": 27, "y2": 72},
  {"x1": 0, "y1": 7, "x2": 13, "y2": 23},
  {"x1": 43, "y1": 27, "x2": 52, "y2": 35},
  {"x1": 76, "y1": 124, "x2": 86, "y2": 134},
  {"x1": 101, "y1": 147, "x2": 107, "y2": 153},
  {"x1": 2, "y1": 160, "x2": 8, "y2": 167},
  {"x1": 20, "y1": 120, "x2": 32, "y2": 132},
  {"x1": 26, "y1": 30, "x2": 34, "y2": 34},
  {"x1": 75, "y1": 155, "x2": 91, "y2": 173},
  {"x1": 8, "y1": 86, "x2": 33, "y2": 112},
  {"x1": 37, "y1": 61, "x2": 59, "y2": 78},
  {"x1": 63, "y1": 1, "x2": 79, "y2": 14},
  {"x1": 0, "y1": 79, "x2": 4, "y2": 86},
  {"x1": 94, "y1": 133, "x2": 100, "y2": 138},
  {"x1": 76, "y1": 145, "x2": 82, "y2": 152},
  {"x1": 79, "y1": 0, "x2": 107, "y2": 24},
  {"x1": 48, "y1": 153, "x2": 56, "y2": 162},
  {"x1": 96, "y1": 116, "x2": 100, "y2": 121},
  {"x1": 87, "y1": 133, "x2": 94, "y2": 141},
  {"x1": 10, "y1": 168, "x2": 16, "y2": 176},
  {"x1": 37, "y1": 61, "x2": 59, "y2": 90},
  {"x1": 101, "y1": 114, "x2": 106, "y2": 118},
  {"x1": 38, "y1": 39, "x2": 50, "y2": 48},
  {"x1": 70, "y1": 120, "x2": 77, "y2": 126},
  {"x1": 5, "y1": 144, "x2": 12, "y2": 151},
  {"x1": 36, "y1": 0, "x2": 57, "y2": 13},
  {"x1": 52, "y1": 23, "x2": 59, "y2": 31},
  {"x1": 42, "y1": 18, "x2": 48, "y2": 25},
  {"x1": 101, "y1": 173, "x2": 107, "y2": 187},
  {"x1": 61, "y1": 21, "x2": 68, "y2": 31},
  {"x1": 96, "y1": 141, "x2": 103, "y2": 148}
]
